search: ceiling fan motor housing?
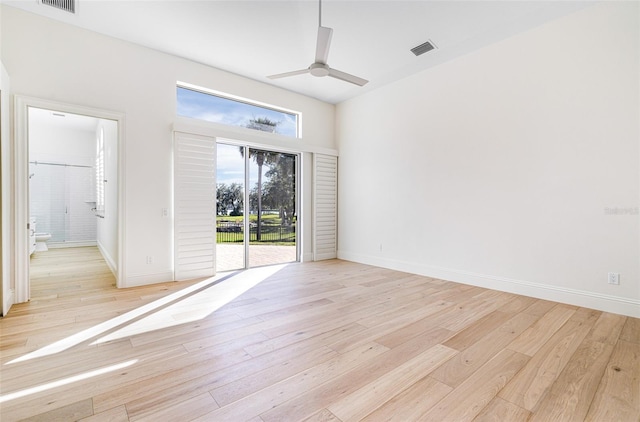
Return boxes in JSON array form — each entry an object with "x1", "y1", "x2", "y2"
[{"x1": 309, "y1": 63, "x2": 330, "y2": 77}]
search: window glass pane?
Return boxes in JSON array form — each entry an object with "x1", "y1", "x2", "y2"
[
  {"x1": 177, "y1": 86, "x2": 298, "y2": 138},
  {"x1": 216, "y1": 143, "x2": 246, "y2": 272}
]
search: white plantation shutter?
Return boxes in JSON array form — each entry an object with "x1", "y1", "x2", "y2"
[
  {"x1": 314, "y1": 154, "x2": 337, "y2": 260},
  {"x1": 174, "y1": 132, "x2": 216, "y2": 281}
]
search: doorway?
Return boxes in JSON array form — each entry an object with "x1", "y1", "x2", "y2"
[
  {"x1": 216, "y1": 143, "x2": 298, "y2": 272},
  {"x1": 12, "y1": 96, "x2": 125, "y2": 305},
  {"x1": 27, "y1": 107, "x2": 119, "y2": 298}
]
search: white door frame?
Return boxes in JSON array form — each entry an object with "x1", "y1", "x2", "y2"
[{"x1": 13, "y1": 95, "x2": 126, "y2": 302}]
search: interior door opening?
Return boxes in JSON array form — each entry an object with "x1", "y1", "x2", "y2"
[
  {"x1": 216, "y1": 143, "x2": 298, "y2": 272},
  {"x1": 27, "y1": 106, "x2": 119, "y2": 299}
]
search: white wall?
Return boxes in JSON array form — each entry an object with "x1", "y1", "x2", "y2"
[
  {"x1": 96, "y1": 118, "x2": 118, "y2": 272},
  {"x1": 29, "y1": 126, "x2": 95, "y2": 164},
  {"x1": 1, "y1": 58, "x2": 13, "y2": 315},
  {"x1": 337, "y1": 2, "x2": 640, "y2": 317},
  {"x1": 1, "y1": 5, "x2": 335, "y2": 287}
]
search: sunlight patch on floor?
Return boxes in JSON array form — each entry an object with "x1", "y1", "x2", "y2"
[
  {"x1": 6, "y1": 265, "x2": 287, "y2": 365},
  {"x1": 92, "y1": 264, "x2": 286, "y2": 344},
  {"x1": 6, "y1": 272, "x2": 233, "y2": 364},
  {"x1": 0, "y1": 359, "x2": 137, "y2": 403}
]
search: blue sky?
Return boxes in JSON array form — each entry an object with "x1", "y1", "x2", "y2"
[
  {"x1": 216, "y1": 143, "x2": 269, "y2": 187},
  {"x1": 216, "y1": 143, "x2": 245, "y2": 186},
  {"x1": 177, "y1": 87, "x2": 298, "y2": 138}
]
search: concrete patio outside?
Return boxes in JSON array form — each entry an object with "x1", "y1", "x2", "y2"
[{"x1": 216, "y1": 243, "x2": 297, "y2": 272}]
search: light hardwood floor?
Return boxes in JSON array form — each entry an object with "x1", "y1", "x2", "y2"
[{"x1": 1, "y1": 247, "x2": 638, "y2": 421}]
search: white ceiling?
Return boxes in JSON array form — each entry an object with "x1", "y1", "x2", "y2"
[{"x1": 5, "y1": 0, "x2": 591, "y2": 104}]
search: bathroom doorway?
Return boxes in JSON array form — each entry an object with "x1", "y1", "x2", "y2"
[
  {"x1": 13, "y1": 96, "x2": 124, "y2": 304},
  {"x1": 29, "y1": 108, "x2": 100, "y2": 247},
  {"x1": 27, "y1": 107, "x2": 119, "y2": 298}
]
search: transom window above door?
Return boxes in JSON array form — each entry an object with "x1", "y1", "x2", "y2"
[{"x1": 176, "y1": 83, "x2": 300, "y2": 138}]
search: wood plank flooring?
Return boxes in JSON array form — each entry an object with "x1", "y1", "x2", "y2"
[{"x1": 0, "y1": 246, "x2": 638, "y2": 421}]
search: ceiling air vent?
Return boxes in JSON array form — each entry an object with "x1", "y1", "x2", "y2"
[
  {"x1": 40, "y1": 0, "x2": 76, "y2": 14},
  {"x1": 411, "y1": 40, "x2": 436, "y2": 57}
]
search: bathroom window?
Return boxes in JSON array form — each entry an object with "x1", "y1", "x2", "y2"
[
  {"x1": 95, "y1": 127, "x2": 105, "y2": 217},
  {"x1": 176, "y1": 84, "x2": 300, "y2": 138}
]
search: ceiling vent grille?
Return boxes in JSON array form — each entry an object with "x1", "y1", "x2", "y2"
[
  {"x1": 411, "y1": 40, "x2": 436, "y2": 56},
  {"x1": 41, "y1": 0, "x2": 76, "y2": 14}
]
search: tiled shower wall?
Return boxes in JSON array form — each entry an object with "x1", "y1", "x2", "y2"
[{"x1": 30, "y1": 161, "x2": 97, "y2": 244}]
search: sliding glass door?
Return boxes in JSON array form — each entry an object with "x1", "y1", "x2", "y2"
[
  {"x1": 247, "y1": 149, "x2": 297, "y2": 268},
  {"x1": 216, "y1": 144, "x2": 297, "y2": 272}
]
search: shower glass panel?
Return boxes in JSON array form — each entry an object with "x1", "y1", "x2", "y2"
[
  {"x1": 30, "y1": 162, "x2": 66, "y2": 242},
  {"x1": 29, "y1": 162, "x2": 96, "y2": 244},
  {"x1": 66, "y1": 165, "x2": 96, "y2": 242}
]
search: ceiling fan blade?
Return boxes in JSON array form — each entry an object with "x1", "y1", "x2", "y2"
[
  {"x1": 327, "y1": 68, "x2": 368, "y2": 86},
  {"x1": 267, "y1": 68, "x2": 311, "y2": 80},
  {"x1": 315, "y1": 26, "x2": 333, "y2": 64}
]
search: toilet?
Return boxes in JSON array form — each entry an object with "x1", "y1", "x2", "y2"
[{"x1": 35, "y1": 233, "x2": 52, "y2": 252}]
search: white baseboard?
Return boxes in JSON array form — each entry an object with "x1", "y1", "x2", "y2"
[
  {"x1": 97, "y1": 241, "x2": 117, "y2": 277},
  {"x1": 337, "y1": 250, "x2": 640, "y2": 318},
  {"x1": 2, "y1": 288, "x2": 15, "y2": 316},
  {"x1": 124, "y1": 271, "x2": 175, "y2": 288},
  {"x1": 302, "y1": 252, "x2": 314, "y2": 262},
  {"x1": 314, "y1": 252, "x2": 337, "y2": 261}
]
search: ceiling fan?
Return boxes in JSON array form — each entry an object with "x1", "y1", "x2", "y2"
[{"x1": 267, "y1": 0, "x2": 368, "y2": 86}]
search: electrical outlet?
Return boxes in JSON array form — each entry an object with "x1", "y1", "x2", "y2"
[
  {"x1": 607, "y1": 272, "x2": 620, "y2": 285},
  {"x1": 146, "y1": 256, "x2": 154, "y2": 264},
  {"x1": 379, "y1": 243, "x2": 383, "y2": 252},
  {"x1": 161, "y1": 208, "x2": 168, "y2": 218}
]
